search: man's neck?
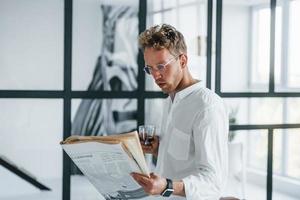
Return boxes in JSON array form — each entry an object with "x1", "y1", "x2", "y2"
[{"x1": 169, "y1": 77, "x2": 199, "y2": 102}]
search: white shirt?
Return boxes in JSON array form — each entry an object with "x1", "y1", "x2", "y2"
[{"x1": 155, "y1": 81, "x2": 228, "y2": 200}]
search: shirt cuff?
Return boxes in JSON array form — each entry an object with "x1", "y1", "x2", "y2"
[{"x1": 182, "y1": 176, "x2": 193, "y2": 200}]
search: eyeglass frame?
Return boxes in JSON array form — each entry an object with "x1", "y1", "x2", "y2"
[{"x1": 143, "y1": 54, "x2": 181, "y2": 75}]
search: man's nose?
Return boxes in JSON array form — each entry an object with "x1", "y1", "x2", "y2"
[{"x1": 151, "y1": 69, "x2": 162, "y2": 79}]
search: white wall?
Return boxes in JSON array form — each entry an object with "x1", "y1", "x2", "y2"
[
  {"x1": 0, "y1": 0, "x2": 64, "y2": 90},
  {"x1": 222, "y1": 4, "x2": 251, "y2": 92},
  {"x1": 0, "y1": 99, "x2": 63, "y2": 179}
]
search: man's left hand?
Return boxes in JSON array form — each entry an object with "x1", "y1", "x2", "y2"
[{"x1": 130, "y1": 172, "x2": 167, "y2": 195}]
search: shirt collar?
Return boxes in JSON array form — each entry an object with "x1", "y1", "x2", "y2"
[{"x1": 170, "y1": 80, "x2": 203, "y2": 103}]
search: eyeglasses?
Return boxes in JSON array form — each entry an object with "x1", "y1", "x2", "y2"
[{"x1": 144, "y1": 55, "x2": 179, "y2": 75}]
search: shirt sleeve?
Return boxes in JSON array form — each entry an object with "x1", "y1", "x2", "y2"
[{"x1": 182, "y1": 103, "x2": 229, "y2": 200}]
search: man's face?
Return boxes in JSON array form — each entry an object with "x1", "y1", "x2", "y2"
[{"x1": 144, "y1": 47, "x2": 183, "y2": 94}]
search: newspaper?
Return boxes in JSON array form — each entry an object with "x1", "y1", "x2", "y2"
[{"x1": 61, "y1": 132, "x2": 161, "y2": 200}]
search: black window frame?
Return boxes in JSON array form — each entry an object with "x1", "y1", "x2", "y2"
[
  {"x1": 215, "y1": 0, "x2": 300, "y2": 200},
  {"x1": 1, "y1": 0, "x2": 300, "y2": 200}
]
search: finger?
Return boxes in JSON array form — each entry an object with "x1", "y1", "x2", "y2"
[
  {"x1": 134, "y1": 175, "x2": 152, "y2": 186},
  {"x1": 150, "y1": 172, "x2": 158, "y2": 179},
  {"x1": 131, "y1": 172, "x2": 146, "y2": 179}
]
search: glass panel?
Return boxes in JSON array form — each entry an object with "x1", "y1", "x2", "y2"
[
  {"x1": 164, "y1": 9, "x2": 177, "y2": 26},
  {"x1": 179, "y1": 5, "x2": 198, "y2": 55},
  {"x1": 71, "y1": 98, "x2": 137, "y2": 199},
  {"x1": 146, "y1": 2, "x2": 207, "y2": 90},
  {"x1": 275, "y1": 0, "x2": 300, "y2": 92},
  {"x1": 0, "y1": 99, "x2": 63, "y2": 199},
  {"x1": 72, "y1": 0, "x2": 139, "y2": 91},
  {"x1": 286, "y1": 98, "x2": 300, "y2": 124},
  {"x1": 148, "y1": 0, "x2": 162, "y2": 12},
  {"x1": 221, "y1": 0, "x2": 270, "y2": 92},
  {"x1": 163, "y1": 0, "x2": 177, "y2": 9},
  {"x1": 179, "y1": 0, "x2": 197, "y2": 5},
  {"x1": 0, "y1": 0, "x2": 64, "y2": 90},
  {"x1": 224, "y1": 130, "x2": 267, "y2": 200},
  {"x1": 225, "y1": 98, "x2": 300, "y2": 125},
  {"x1": 287, "y1": 0, "x2": 300, "y2": 90},
  {"x1": 273, "y1": 129, "x2": 300, "y2": 200},
  {"x1": 286, "y1": 129, "x2": 300, "y2": 179},
  {"x1": 71, "y1": 99, "x2": 137, "y2": 136},
  {"x1": 153, "y1": 12, "x2": 162, "y2": 25}
]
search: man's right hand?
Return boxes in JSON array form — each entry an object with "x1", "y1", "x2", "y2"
[{"x1": 141, "y1": 135, "x2": 159, "y2": 157}]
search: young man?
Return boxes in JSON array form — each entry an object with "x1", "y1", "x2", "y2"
[{"x1": 131, "y1": 24, "x2": 228, "y2": 200}]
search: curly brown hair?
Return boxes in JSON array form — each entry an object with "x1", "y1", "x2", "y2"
[{"x1": 138, "y1": 24, "x2": 187, "y2": 56}]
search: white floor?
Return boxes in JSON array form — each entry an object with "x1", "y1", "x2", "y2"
[{"x1": 0, "y1": 171, "x2": 298, "y2": 200}]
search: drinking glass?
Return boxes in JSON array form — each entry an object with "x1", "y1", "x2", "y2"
[{"x1": 138, "y1": 125, "x2": 155, "y2": 146}]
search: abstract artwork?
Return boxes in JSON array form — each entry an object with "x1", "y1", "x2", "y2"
[{"x1": 72, "y1": 4, "x2": 138, "y2": 137}]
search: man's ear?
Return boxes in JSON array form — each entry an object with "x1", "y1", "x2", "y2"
[{"x1": 180, "y1": 54, "x2": 188, "y2": 68}]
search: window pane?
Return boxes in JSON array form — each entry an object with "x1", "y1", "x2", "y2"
[
  {"x1": 146, "y1": 2, "x2": 207, "y2": 90},
  {"x1": 288, "y1": 0, "x2": 300, "y2": 89},
  {"x1": 153, "y1": 12, "x2": 162, "y2": 24},
  {"x1": 286, "y1": 129, "x2": 300, "y2": 179},
  {"x1": 225, "y1": 98, "x2": 300, "y2": 125},
  {"x1": 0, "y1": 0, "x2": 64, "y2": 90},
  {"x1": 276, "y1": 0, "x2": 300, "y2": 91},
  {"x1": 179, "y1": 5, "x2": 199, "y2": 55},
  {"x1": 224, "y1": 130, "x2": 267, "y2": 200},
  {"x1": 273, "y1": 129, "x2": 300, "y2": 200},
  {"x1": 163, "y1": 0, "x2": 176, "y2": 9},
  {"x1": 72, "y1": 99, "x2": 137, "y2": 136},
  {"x1": 179, "y1": 0, "x2": 197, "y2": 5},
  {"x1": 72, "y1": 0, "x2": 139, "y2": 91},
  {"x1": 164, "y1": 9, "x2": 177, "y2": 26},
  {"x1": 71, "y1": 98, "x2": 137, "y2": 199},
  {"x1": 222, "y1": 0, "x2": 270, "y2": 92},
  {"x1": 0, "y1": 99, "x2": 63, "y2": 199},
  {"x1": 148, "y1": 0, "x2": 162, "y2": 12},
  {"x1": 274, "y1": 6, "x2": 282, "y2": 88}
]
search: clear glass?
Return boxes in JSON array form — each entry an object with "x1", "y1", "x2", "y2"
[
  {"x1": 0, "y1": 0, "x2": 64, "y2": 90},
  {"x1": 71, "y1": 98, "x2": 137, "y2": 199},
  {"x1": 224, "y1": 98, "x2": 300, "y2": 125},
  {"x1": 286, "y1": 129, "x2": 300, "y2": 179},
  {"x1": 138, "y1": 125, "x2": 156, "y2": 145},
  {"x1": 275, "y1": 0, "x2": 300, "y2": 92},
  {"x1": 152, "y1": 12, "x2": 162, "y2": 25},
  {"x1": 163, "y1": 0, "x2": 177, "y2": 9},
  {"x1": 164, "y1": 9, "x2": 177, "y2": 26},
  {"x1": 224, "y1": 130, "x2": 267, "y2": 200},
  {"x1": 72, "y1": 0, "x2": 139, "y2": 91},
  {"x1": 71, "y1": 99, "x2": 137, "y2": 136},
  {"x1": 287, "y1": 0, "x2": 300, "y2": 90},
  {"x1": 179, "y1": 0, "x2": 197, "y2": 5},
  {"x1": 221, "y1": 0, "x2": 271, "y2": 92},
  {"x1": 149, "y1": 0, "x2": 162, "y2": 12},
  {"x1": 146, "y1": 1, "x2": 208, "y2": 90},
  {"x1": 0, "y1": 99, "x2": 63, "y2": 199},
  {"x1": 273, "y1": 129, "x2": 300, "y2": 200},
  {"x1": 179, "y1": 5, "x2": 199, "y2": 55}
]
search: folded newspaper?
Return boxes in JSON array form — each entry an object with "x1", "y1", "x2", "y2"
[{"x1": 61, "y1": 131, "x2": 156, "y2": 200}]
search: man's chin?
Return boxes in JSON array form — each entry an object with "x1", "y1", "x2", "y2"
[{"x1": 160, "y1": 87, "x2": 171, "y2": 94}]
